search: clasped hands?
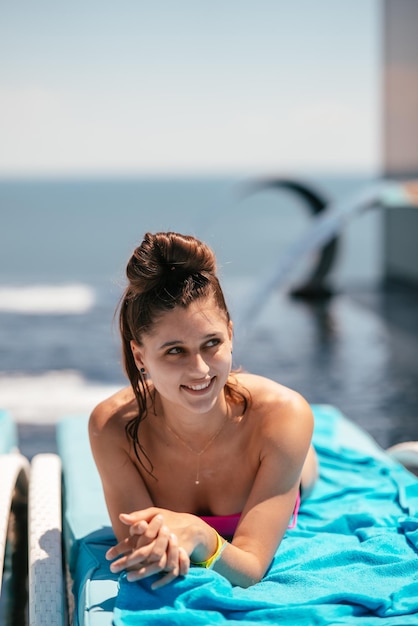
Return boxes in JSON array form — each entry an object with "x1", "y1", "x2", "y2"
[{"x1": 106, "y1": 507, "x2": 195, "y2": 590}]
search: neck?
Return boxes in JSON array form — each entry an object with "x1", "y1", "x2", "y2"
[
  {"x1": 156, "y1": 392, "x2": 229, "y2": 443},
  {"x1": 155, "y1": 392, "x2": 230, "y2": 486}
]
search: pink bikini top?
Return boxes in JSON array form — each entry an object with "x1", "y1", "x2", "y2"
[
  {"x1": 200, "y1": 491, "x2": 300, "y2": 537},
  {"x1": 199, "y1": 513, "x2": 241, "y2": 537}
]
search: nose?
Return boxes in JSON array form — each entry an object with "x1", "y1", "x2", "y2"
[{"x1": 187, "y1": 352, "x2": 210, "y2": 377}]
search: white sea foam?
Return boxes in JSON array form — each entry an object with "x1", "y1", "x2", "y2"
[
  {"x1": 0, "y1": 284, "x2": 95, "y2": 314},
  {"x1": 0, "y1": 371, "x2": 120, "y2": 423}
]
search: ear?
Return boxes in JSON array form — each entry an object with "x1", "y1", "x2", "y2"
[{"x1": 130, "y1": 340, "x2": 145, "y2": 371}]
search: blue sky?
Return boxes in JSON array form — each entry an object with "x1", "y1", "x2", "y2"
[{"x1": 0, "y1": 0, "x2": 380, "y2": 177}]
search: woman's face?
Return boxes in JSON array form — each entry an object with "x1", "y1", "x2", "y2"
[{"x1": 131, "y1": 297, "x2": 233, "y2": 417}]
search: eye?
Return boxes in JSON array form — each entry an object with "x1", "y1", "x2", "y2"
[
  {"x1": 166, "y1": 346, "x2": 183, "y2": 355},
  {"x1": 205, "y1": 338, "x2": 220, "y2": 348}
]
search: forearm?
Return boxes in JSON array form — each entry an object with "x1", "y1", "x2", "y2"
[
  {"x1": 211, "y1": 542, "x2": 265, "y2": 587},
  {"x1": 108, "y1": 508, "x2": 269, "y2": 588},
  {"x1": 189, "y1": 525, "x2": 267, "y2": 588}
]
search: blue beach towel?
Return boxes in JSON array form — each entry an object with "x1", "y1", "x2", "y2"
[
  {"x1": 57, "y1": 406, "x2": 418, "y2": 625},
  {"x1": 112, "y1": 406, "x2": 418, "y2": 626}
]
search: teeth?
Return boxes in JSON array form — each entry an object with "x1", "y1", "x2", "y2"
[{"x1": 188, "y1": 381, "x2": 211, "y2": 391}]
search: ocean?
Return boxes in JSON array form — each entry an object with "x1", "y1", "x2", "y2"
[{"x1": 2, "y1": 173, "x2": 416, "y2": 458}]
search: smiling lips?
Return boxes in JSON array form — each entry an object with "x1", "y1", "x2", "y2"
[{"x1": 182, "y1": 377, "x2": 214, "y2": 393}]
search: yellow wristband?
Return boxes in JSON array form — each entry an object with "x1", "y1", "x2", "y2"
[{"x1": 191, "y1": 530, "x2": 227, "y2": 569}]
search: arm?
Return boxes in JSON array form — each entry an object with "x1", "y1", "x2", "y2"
[
  {"x1": 89, "y1": 400, "x2": 190, "y2": 587},
  {"x1": 213, "y1": 389, "x2": 314, "y2": 587},
  {"x1": 88, "y1": 399, "x2": 155, "y2": 541}
]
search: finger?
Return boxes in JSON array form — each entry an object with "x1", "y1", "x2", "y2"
[
  {"x1": 178, "y1": 547, "x2": 190, "y2": 577},
  {"x1": 110, "y1": 550, "x2": 140, "y2": 574},
  {"x1": 142, "y1": 514, "x2": 164, "y2": 540},
  {"x1": 110, "y1": 539, "x2": 158, "y2": 572},
  {"x1": 151, "y1": 534, "x2": 180, "y2": 590},
  {"x1": 106, "y1": 537, "x2": 135, "y2": 561},
  {"x1": 127, "y1": 519, "x2": 148, "y2": 536},
  {"x1": 110, "y1": 544, "x2": 152, "y2": 573},
  {"x1": 164, "y1": 534, "x2": 179, "y2": 574},
  {"x1": 113, "y1": 524, "x2": 170, "y2": 573},
  {"x1": 119, "y1": 508, "x2": 160, "y2": 525},
  {"x1": 106, "y1": 518, "x2": 155, "y2": 564},
  {"x1": 151, "y1": 542, "x2": 190, "y2": 590},
  {"x1": 110, "y1": 530, "x2": 151, "y2": 570},
  {"x1": 126, "y1": 558, "x2": 168, "y2": 583},
  {"x1": 144, "y1": 524, "x2": 170, "y2": 564},
  {"x1": 108, "y1": 535, "x2": 153, "y2": 572}
]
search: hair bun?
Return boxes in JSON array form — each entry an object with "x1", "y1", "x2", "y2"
[{"x1": 126, "y1": 232, "x2": 216, "y2": 294}]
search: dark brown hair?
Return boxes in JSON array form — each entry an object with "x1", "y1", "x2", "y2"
[{"x1": 119, "y1": 232, "x2": 248, "y2": 473}]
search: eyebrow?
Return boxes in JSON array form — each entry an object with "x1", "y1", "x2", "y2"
[{"x1": 158, "y1": 333, "x2": 219, "y2": 351}]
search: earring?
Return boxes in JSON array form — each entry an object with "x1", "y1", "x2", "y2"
[{"x1": 140, "y1": 367, "x2": 146, "y2": 374}]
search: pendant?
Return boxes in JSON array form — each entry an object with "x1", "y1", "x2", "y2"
[{"x1": 195, "y1": 456, "x2": 201, "y2": 485}]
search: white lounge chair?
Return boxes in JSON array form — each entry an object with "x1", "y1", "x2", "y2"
[
  {"x1": 0, "y1": 453, "x2": 30, "y2": 595},
  {"x1": 386, "y1": 441, "x2": 418, "y2": 475},
  {"x1": 0, "y1": 409, "x2": 30, "y2": 622},
  {"x1": 28, "y1": 453, "x2": 66, "y2": 626}
]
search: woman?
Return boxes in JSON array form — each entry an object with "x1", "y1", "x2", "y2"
[{"x1": 89, "y1": 231, "x2": 317, "y2": 590}]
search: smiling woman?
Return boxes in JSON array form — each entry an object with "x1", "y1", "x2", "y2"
[{"x1": 89, "y1": 231, "x2": 317, "y2": 590}]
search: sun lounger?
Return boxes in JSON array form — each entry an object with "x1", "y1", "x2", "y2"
[
  {"x1": 28, "y1": 453, "x2": 65, "y2": 626},
  {"x1": 0, "y1": 410, "x2": 29, "y2": 620}
]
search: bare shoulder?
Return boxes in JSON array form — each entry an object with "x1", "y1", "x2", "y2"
[
  {"x1": 234, "y1": 372, "x2": 313, "y2": 436},
  {"x1": 88, "y1": 386, "x2": 137, "y2": 446},
  {"x1": 235, "y1": 371, "x2": 310, "y2": 410},
  {"x1": 234, "y1": 373, "x2": 314, "y2": 484}
]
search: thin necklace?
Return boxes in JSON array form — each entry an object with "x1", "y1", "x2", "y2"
[{"x1": 164, "y1": 416, "x2": 228, "y2": 485}]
